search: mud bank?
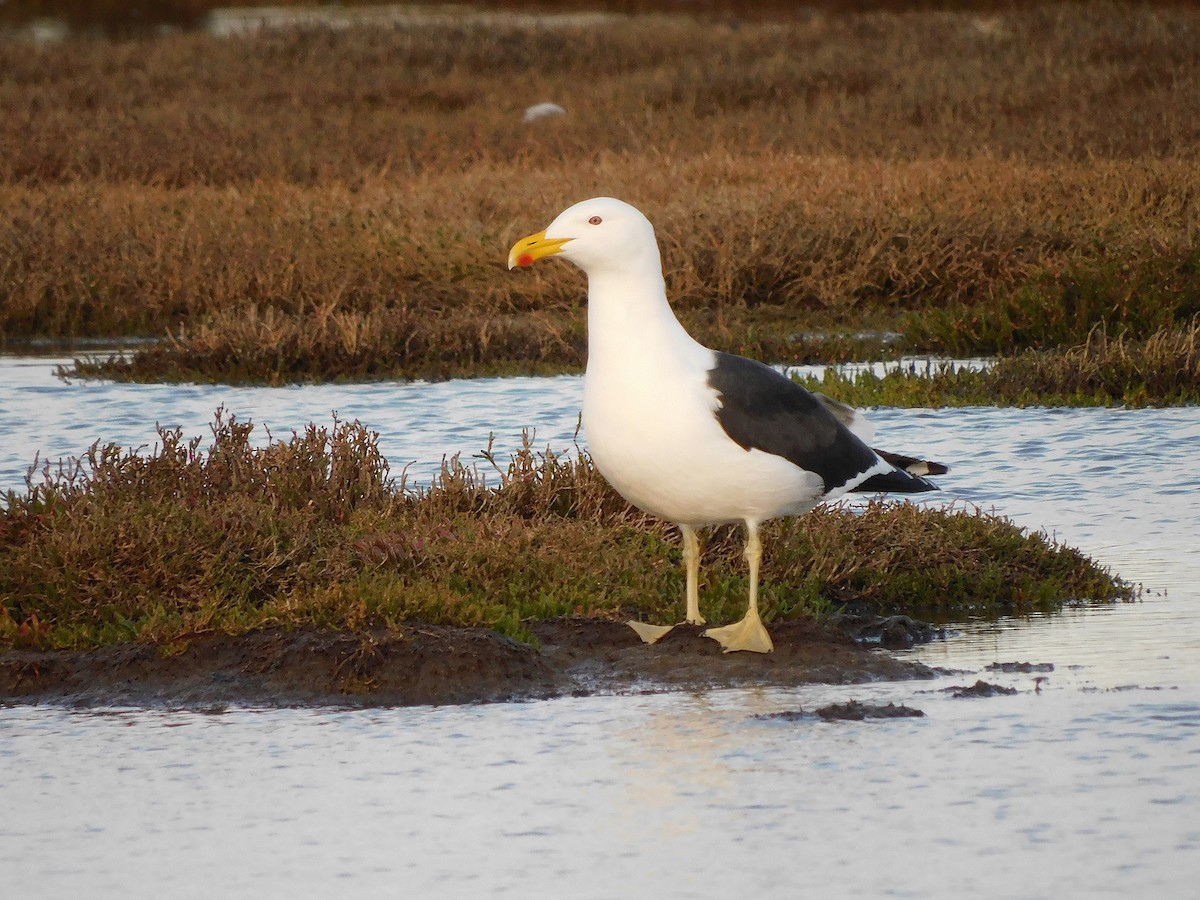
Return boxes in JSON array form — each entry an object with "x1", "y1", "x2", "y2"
[{"x1": 0, "y1": 618, "x2": 936, "y2": 708}]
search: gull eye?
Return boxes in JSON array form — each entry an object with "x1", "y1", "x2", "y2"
[{"x1": 588, "y1": 215, "x2": 602, "y2": 225}]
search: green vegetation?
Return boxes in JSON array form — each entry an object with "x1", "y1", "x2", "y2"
[
  {"x1": 905, "y1": 253, "x2": 1200, "y2": 358},
  {"x1": 0, "y1": 2, "x2": 1197, "y2": 390},
  {"x1": 802, "y1": 322, "x2": 1200, "y2": 408},
  {"x1": 0, "y1": 413, "x2": 1133, "y2": 652}
]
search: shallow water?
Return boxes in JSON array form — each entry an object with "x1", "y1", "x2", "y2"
[
  {"x1": 2, "y1": 355, "x2": 1199, "y2": 897},
  {"x1": 3, "y1": 685, "x2": 1199, "y2": 898}
]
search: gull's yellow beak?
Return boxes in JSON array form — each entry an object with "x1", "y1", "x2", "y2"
[{"x1": 507, "y1": 230, "x2": 571, "y2": 270}]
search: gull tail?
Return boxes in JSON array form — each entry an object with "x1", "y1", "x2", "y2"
[
  {"x1": 854, "y1": 449, "x2": 949, "y2": 494},
  {"x1": 874, "y1": 449, "x2": 949, "y2": 478}
]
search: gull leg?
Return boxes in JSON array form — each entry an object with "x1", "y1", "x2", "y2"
[
  {"x1": 682, "y1": 524, "x2": 705, "y2": 625},
  {"x1": 703, "y1": 523, "x2": 774, "y2": 654},
  {"x1": 628, "y1": 523, "x2": 705, "y2": 644}
]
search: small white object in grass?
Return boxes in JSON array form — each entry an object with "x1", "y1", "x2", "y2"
[{"x1": 523, "y1": 102, "x2": 566, "y2": 123}]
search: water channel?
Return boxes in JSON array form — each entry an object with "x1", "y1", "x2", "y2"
[{"x1": 2, "y1": 354, "x2": 1198, "y2": 897}]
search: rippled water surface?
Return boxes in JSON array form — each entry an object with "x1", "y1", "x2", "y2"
[
  {"x1": 4, "y1": 686, "x2": 1199, "y2": 898},
  {"x1": 2, "y1": 356, "x2": 1199, "y2": 897}
]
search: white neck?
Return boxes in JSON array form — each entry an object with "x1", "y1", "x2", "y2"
[{"x1": 582, "y1": 254, "x2": 700, "y2": 371}]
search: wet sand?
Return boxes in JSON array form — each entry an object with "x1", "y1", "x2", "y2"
[{"x1": 0, "y1": 618, "x2": 936, "y2": 708}]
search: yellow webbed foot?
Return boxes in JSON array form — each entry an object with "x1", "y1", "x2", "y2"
[
  {"x1": 627, "y1": 621, "x2": 677, "y2": 644},
  {"x1": 703, "y1": 614, "x2": 774, "y2": 654}
]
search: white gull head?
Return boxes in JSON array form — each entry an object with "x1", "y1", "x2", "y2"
[{"x1": 508, "y1": 197, "x2": 661, "y2": 279}]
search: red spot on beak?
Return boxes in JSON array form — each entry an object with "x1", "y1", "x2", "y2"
[{"x1": 517, "y1": 254, "x2": 534, "y2": 267}]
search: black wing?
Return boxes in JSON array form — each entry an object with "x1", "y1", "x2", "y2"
[
  {"x1": 708, "y1": 352, "x2": 878, "y2": 493},
  {"x1": 707, "y1": 352, "x2": 942, "y2": 494}
]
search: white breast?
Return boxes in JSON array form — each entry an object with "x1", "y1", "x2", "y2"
[{"x1": 582, "y1": 336, "x2": 824, "y2": 527}]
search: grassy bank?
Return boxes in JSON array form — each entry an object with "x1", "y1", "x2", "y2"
[
  {"x1": 802, "y1": 321, "x2": 1200, "y2": 408},
  {"x1": 0, "y1": 413, "x2": 1133, "y2": 652},
  {"x1": 1, "y1": 3, "x2": 1198, "y2": 386}
]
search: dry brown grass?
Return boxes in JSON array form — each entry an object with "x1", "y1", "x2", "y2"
[
  {"x1": 2, "y1": 3, "x2": 1199, "y2": 378},
  {"x1": 9, "y1": 157, "x2": 1200, "y2": 378},
  {"x1": 5, "y1": 4, "x2": 1199, "y2": 184}
]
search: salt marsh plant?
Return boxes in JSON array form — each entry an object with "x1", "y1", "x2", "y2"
[
  {"x1": 1, "y1": 412, "x2": 1133, "y2": 651},
  {"x1": 801, "y1": 322, "x2": 1200, "y2": 408}
]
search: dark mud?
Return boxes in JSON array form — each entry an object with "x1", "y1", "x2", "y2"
[
  {"x1": 0, "y1": 617, "x2": 936, "y2": 709},
  {"x1": 945, "y1": 680, "x2": 1020, "y2": 698},
  {"x1": 985, "y1": 661, "x2": 1055, "y2": 673},
  {"x1": 828, "y1": 610, "x2": 945, "y2": 649},
  {"x1": 756, "y1": 700, "x2": 927, "y2": 722}
]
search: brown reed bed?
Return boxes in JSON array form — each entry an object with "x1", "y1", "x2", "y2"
[
  {"x1": 0, "y1": 411, "x2": 1131, "y2": 652},
  {"x1": 13, "y1": 155, "x2": 1200, "y2": 382},
  {"x1": 1, "y1": 3, "x2": 1199, "y2": 384},
  {"x1": 4, "y1": 3, "x2": 1198, "y2": 188}
]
